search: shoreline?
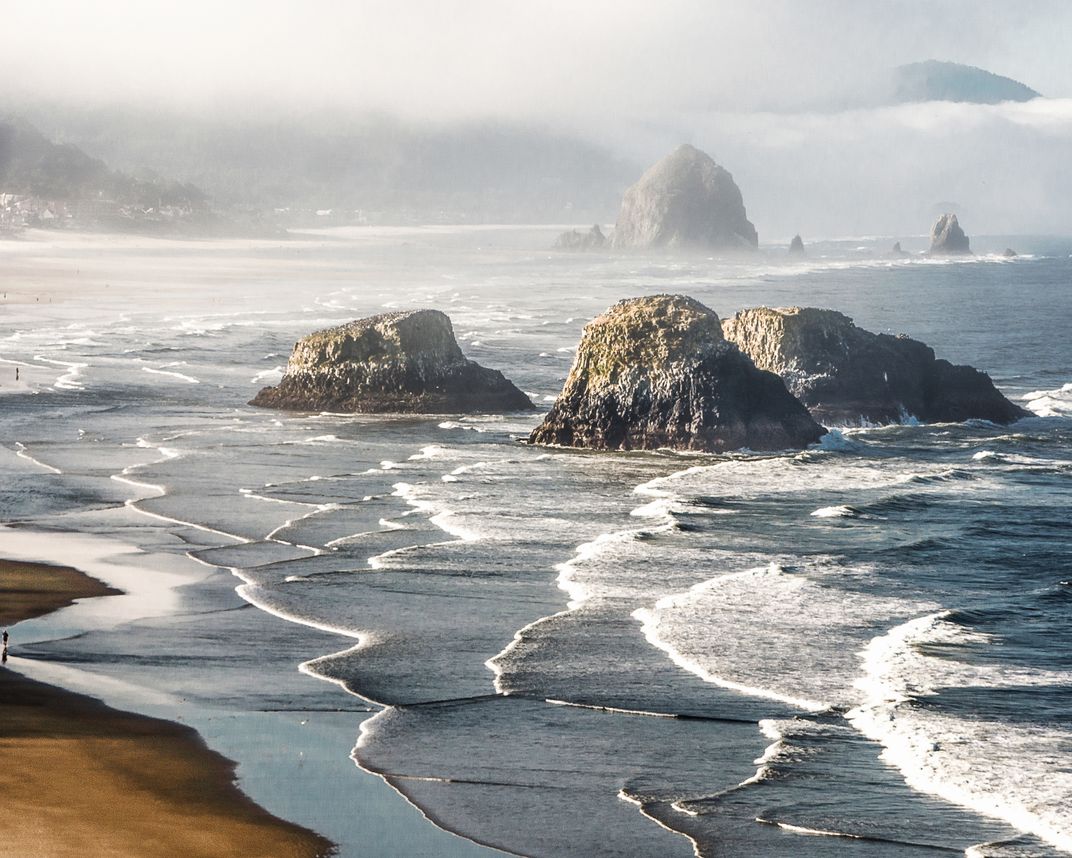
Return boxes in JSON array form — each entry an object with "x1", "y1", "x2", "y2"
[{"x1": 0, "y1": 557, "x2": 334, "y2": 858}]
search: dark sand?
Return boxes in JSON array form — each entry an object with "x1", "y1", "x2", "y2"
[{"x1": 0, "y1": 558, "x2": 334, "y2": 857}]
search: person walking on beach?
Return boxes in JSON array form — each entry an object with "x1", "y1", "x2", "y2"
[{"x1": 2, "y1": 629, "x2": 8, "y2": 647}]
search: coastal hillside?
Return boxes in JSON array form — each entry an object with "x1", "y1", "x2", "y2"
[
  {"x1": 17, "y1": 107, "x2": 637, "y2": 225},
  {"x1": 0, "y1": 118, "x2": 213, "y2": 232},
  {"x1": 889, "y1": 60, "x2": 1041, "y2": 104}
]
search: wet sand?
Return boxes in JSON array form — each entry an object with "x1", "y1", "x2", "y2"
[{"x1": 0, "y1": 558, "x2": 334, "y2": 858}]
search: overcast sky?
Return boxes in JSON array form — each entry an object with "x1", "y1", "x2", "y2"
[
  {"x1": 4, "y1": 1, "x2": 1069, "y2": 235},
  {"x1": 3, "y1": 0, "x2": 1069, "y2": 120}
]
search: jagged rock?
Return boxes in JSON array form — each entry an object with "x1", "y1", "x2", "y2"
[
  {"x1": 554, "y1": 224, "x2": 607, "y2": 250},
  {"x1": 250, "y1": 310, "x2": 534, "y2": 413},
  {"x1": 1003, "y1": 247, "x2": 1018, "y2": 258},
  {"x1": 928, "y1": 213, "x2": 971, "y2": 255},
  {"x1": 788, "y1": 234, "x2": 805, "y2": 255},
  {"x1": 722, "y1": 307, "x2": 1029, "y2": 426},
  {"x1": 611, "y1": 145, "x2": 758, "y2": 250},
  {"x1": 890, "y1": 241, "x2": 909, "y2": 257},
  {"x1": 528, "y1": 295, "x2": 825, "y2": 452}
]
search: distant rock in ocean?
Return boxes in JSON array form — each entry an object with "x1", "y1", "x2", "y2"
[
  {"x1": 890, "y1": 241, "x2": 909, "y2": 257},
  {"x1": 611, "y1": 145, "x2": 758, "y2": 251},
  {"x1": 250, "y1": 310, "x2": 534, "y2": 413},
  {"x1": 554, "y1": 224, "x2": 607, "y2": 250},
  {"x1": 722, "y1": 306, "x2": 1029, "y2": 426},
  {"x1": 788, "y1": 234, "x2": 805, "y2": 256},
  {"x1": 1003, "y1": 248, "x2": 1018, "y2": 258},
  {"x1": 529, "y1": 295, "x2": 825, "y2": 452},
  {"x1": 928, "y1": 213, "x2": 972, "y2": 255}
]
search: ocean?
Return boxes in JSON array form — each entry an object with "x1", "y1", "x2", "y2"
[{"x1": 1, "y1": 225, "x2": 1070, "y2": 856}]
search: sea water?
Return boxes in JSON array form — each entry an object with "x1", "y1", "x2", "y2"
[{"x1": 1, "y1": 226, "x2": 1069, "y2": 856}]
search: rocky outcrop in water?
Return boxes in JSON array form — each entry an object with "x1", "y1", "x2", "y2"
[
  {"x1": 890, "y1": 241, "x2": 909, "y2": 257},
  {"x1": 250, "y1": 310, "x2": 535, "y2": 413},
  {"x1": 788, "y1": 234, "x2": 805, "y2": 256},
  {"x1": 611, "y1": 145, "x2": 758, "y2": 251},
  {"x1": 529, "y1": 295, "x2": 825, "y2": 452},
  {"x1": 722, "y1": 306, "x2": 1029, "y2": 425},
  {"x1": 554, "y1": 224, "x2": 607, "y2": 250},
  {"x1": 928, "y1": 213, "x2": 971, "y2": 255},
  {"x1": 1003, "y1": 247, "x2": 1018, "y2": 258}
]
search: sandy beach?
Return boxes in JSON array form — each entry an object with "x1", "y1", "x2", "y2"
[{"x1": 0, "y1": 558, "x2": 334, "y2": 858}]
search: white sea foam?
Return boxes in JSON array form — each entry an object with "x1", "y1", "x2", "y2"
[
  {"x1": 110, "y1": 439, "x2": 249, "y2": 544},
  {"x1": 14, "y1": 441, "x2": 62, "y2": 474},
  {"x1": 848, "y1": 613, "x2": 1072, "y2": 853},
  {"x1": 436, "y1": 420, "x2": 487, "y2": 432},
  {"x1": 618, "y1": 789, "x2": 702, "y2": 858},
  {"x1": 810, "y1": 505, "x2": 856, "y2": 518},
  {"x1": 408, "y1": 445, "x2": 448, "y2": 461},
  {"x1": 35, "y1": 355, "x2": 87, "y2": 390},
  {"x1": 634, "y1": 562, "x2": 938, "y2": 714},
  {"x1": 1023, "y1": 382, "x2": 1072, "y2": 417},
  {"x1": 250, "y1": 365, "x2": 284, "y2": 385},
  {"x1": 756, "y1": 819, "x2": 866, "y2": 839},
  {"x1": 141, "y1": 363, "x2": 200, "y2": 384},
  {"x1": 364, "y1": 480, "x2": 484, "y2": 568}
]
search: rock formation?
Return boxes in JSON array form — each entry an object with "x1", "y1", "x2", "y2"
[
  {"x1": 528, "y1": 295, "x2": 825, "y2": 452},
  {"x1": 890, "y1": 241, "x2": 909, "y2": 257},
  {"x1": 788, "y1": 234, "x2": 805, "y2": 255},
  {"x1": 611, "y1": 145, "x2": 758, "y2": 251},
  {"x1": 554, "y1": 224, "x2": 607, "y2": 250},
  {"x1": 250, "y1": 310, "x2": 535, "y2": 413},
  {"x1": 722, "y1": 307, "x2": 1029, "y2": 425},
  {"x1": 1003, "y1": 247, "x2": 1018, "y2": 258},
  {"x1": 928, "y1": 213, "x2": 971, "y2": 255}
]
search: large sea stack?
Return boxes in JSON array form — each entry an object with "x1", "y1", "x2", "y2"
[
  {"x1": 722, "y1": 307, "x2": 1029, "y2": 425},
  {"x1": 611, "y1": 145, "x2": 758, "y2": 250},
  {"x1": 529, "y1": 295, "x2": 825, "y2": 452},
  {"x1": 928, "y1": 213, "x2": 971, "y2": 255},
  {"x1": 251, "y1": 310, "x2": 534, "y2": 413}
]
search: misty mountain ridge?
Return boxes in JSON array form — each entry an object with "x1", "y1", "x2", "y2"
[
  {"x1": 0, "y1": 117, "x2": 205, "y2": 207},
  {"x1": 0, "y1": 116, "x2": 247, "y2": 234},
  {"x1": 889, "y1": 60, "x2": 1041, "y2": 105},
  {"x1": 14, "y1": 105, "x2": 635, "y2": 225}
]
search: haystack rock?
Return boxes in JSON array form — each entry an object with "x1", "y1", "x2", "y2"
[
  {"x1": 788, "y1": 234, "x2": 805, "y2": 255},
  {"x1": 611, "y1": 145, "x2": 758, "y2": 250},
  {"x1": 928, "y1": 213, "x2": 971, "y2": 255},
  {"x1": 250, "y1": 310, "x2": 534, "y2": 413},
  {"x1": 722, "y1": 306, "x2": 1029, "y2": 425},
  {"x1": 528, "y1": 295, "x2": 825, "y2": 452},
  {"x1": 554, "y1": 224, "x2": 607, "y2": 250}
]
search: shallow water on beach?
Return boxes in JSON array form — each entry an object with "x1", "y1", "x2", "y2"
[{"x1": 2, "y1": 226, "x2": 1071, "y2": 856}]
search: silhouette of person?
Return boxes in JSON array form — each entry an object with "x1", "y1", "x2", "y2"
[
  {"x1": 15, "y1": 367, "x2": 19, "y2": 381},
  {"x1": 2, "y1": 629, "x2": 7, "y2": 647}
]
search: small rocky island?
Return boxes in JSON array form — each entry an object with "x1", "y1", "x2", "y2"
[
  {"x1": 251, "y1": 310, "x2": 534, "y2": 413},
  {"x1": 554, "y1": 224, "x2": 607, "y2": 250},
  {"x1": 529, "y1": 295, "x2": 825, "y2": 452},
  {"x1": 928, "y1": 213, "x2": 972, "y2": 255},
  {"x1": 788, "y1": 234, "x2": 805, "y2": 256},
  {"x1": 722, "y1": 306, "x2": 1029, "y2": 425},
  {"x1": 611, "y1": 145, "x2": 759, "y2": 250}
]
